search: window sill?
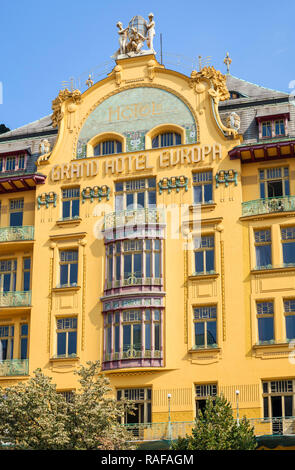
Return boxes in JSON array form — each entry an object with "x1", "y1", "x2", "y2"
[
  {"x1": 188, "y1": 272, "x2": 219, "y2": 281},
  {"x1": 189, "y1": 203, "x2": 216, "y2": 212},
  {"x1": 52, "y1": 285, "x2": 80, "y2": 293},
  {"x1": 56, "y1": 218, "x2": 82, "y2": 227},
  {"x1": 251, "y1": 265, "x2": 295, "y2": 275},
  {"x1": 49, "y1": 355, "x2": 79, "y2": 362},
  {"x1": 252, "y1": 342, "x2": 291, "y2": 359},
  {"x1": 189, "y1": 345, "x2": 220, "y2": 353},
  {"x1": 253, "y1": 341, "x2": 289, "y2": 349}
]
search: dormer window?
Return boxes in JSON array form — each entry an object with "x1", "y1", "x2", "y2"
[
  {"x1": 257, "y1": 113, "x2": 289, "y2": 139},
  {"x1": 0, "y1": 153, "x2": 28, "y2": 172}
]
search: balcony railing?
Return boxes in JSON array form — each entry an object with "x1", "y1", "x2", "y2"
[
  {"x1": 242, "y1": 196, "x2": 295, "y2": 217},
  {"x1": 0, "y1": 226, "x2": 34, "y2": 242},
  {"x1": 0, "y1": 359, "x2": 29, "y2": 376},
  {"x1": 122, "y1": 417, "x2": 295, "y2": 442},
  {"x1": 104, "y1": 208, "x2": 165, "y2": 230},
  {"x1": 107, "y1": 276, "x2": 162, "y2": 289},
  {"x1": 104, "y1": 349, "x2": 162, "y2": 362},
  {"x1": 0, "y1": 291, "x2": 32, "y2": 307}
]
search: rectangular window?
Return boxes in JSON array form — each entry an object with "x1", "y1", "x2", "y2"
[
  {"x1": 20, "y1": 323, "x2": 29, "y2": 359},
  {"x1": 6, "y1": 156, "x2": 16, "y2": 171},
  {"x1": 193, "y1": 306, "x2": 217, "y2": 348},
  {"x1": 254, "y1": 229, "x2": 272, "y2": 268},
  {"x1": 275, "y1": 120, "x2": 285, "y2": 136},
  {"x1": 62, "y1": 188, "x2": 80, "y2": 220},
  {"x1": 0, "y1": 325, "x2": 14, "y2": 360},
  {"x1": 281, "y1": 227, "x2": 295, "y2": 265},
  {"x1": 115, "y1": 178, "x2": 156, "y2": 211},
  {"x1": 256, "y1": 301, "x2": 274, "y2": 343},
  {"x1": 261, "y1": 121, "x2": 272, "y2": 138},
  {"x1": 59, "y1": 250, "x2": 78, "y2": 287},
  {"x1": 117, "y1": 388, "x2": 152, "y2": 425},
  {"x1": 0, "y1": 260, "x2": 17, "y2": 292},
  {"x1": 9, "y1": 199, "x2": 24, "y2": 227},
  {"x1": 284, "y1": 300, "x2": 295, "y2": 341},
  {"x1": 192, "y1": 171, "x2": 213, "y2": 204},
  {"x1": 263, "y1": 380, "x2": 294, "y2": 420},
  {"x1": 193, "y1": 235, "x2": 215, "y2": 274},
  {"x1": 22, "y1": 257, "x2": 31, "y2": 291},
  {"x1": 259, "y1": 167, "x2": 289, "y2": 199},
  {"x1": 56, "y1": 317, "x2": 77, "y2": 357}
]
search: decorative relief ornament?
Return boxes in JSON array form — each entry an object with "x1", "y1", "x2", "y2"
[
  {"x1": 39, "y1": 138, "x2": 50, "y2": 155},
  {"x1": 85, "y1": 74, "x2": 94, "y2": 88},
  {"x1": 37, "y1": 192, "x2": 57, "y2": 209},
  {"x1": 226, "y1": 112, "x2": 240, "y2": 131},
  {"x1": 81, "y1": 185, "x2": 110, "y2": 203},
  {"x1": 51, "y1": 88, "x2": 82, "y2": 128},
  {"x1": 158, "y1": 176, "x2": 189, "y2": 195},
  {"x1": 215, "y1": 170, "x2": 238, "y2": 188},
  {"x1": 113, "y1": 14, "x2": 156, "y2": 59}
]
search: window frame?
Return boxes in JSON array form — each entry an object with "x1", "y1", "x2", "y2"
[
  {"x1": 59, "y1": 249, "x2": 79, "y2": 288},
  {"x1": 61, "y1": 187, "x2": 80, "y2": 220},
  {"x1": 192, "y1": 171, "x2": 213, "y2": 205},
  {"x1": 56, "y1": 317, "x2": 78, "y2": 358},
  {"x1": 193, "y1": 305, "x2": 218, "y2": 349}
]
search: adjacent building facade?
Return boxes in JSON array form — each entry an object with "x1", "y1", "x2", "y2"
[{"x1": 1, "y1": 40, "x2": 295, "y2": 437}]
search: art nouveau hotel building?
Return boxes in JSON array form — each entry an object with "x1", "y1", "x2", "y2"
[{"x1": 1, "y1": 51, "x2": 295, "y2": 435}]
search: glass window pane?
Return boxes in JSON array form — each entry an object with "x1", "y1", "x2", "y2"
[
  {"x1": 145, "y1": 253, "x2": 151, "y2": 277},
  {"x1": 258, "y1": 318, "x2": 274, "y2": 342},
  {"x1": 145, "y1": 323, "x2": 151, "y2": 350},
  {"x1": 256, "y1": 245, "x2": 272, "y2": 267},
  {"x1": 62, "y1": 200, "x2": 70, "y2": 219},
  {"x1": 194, "y1": 251, "x2": 204, "y2": 273},
  {"x1": 286, "y1": 316, "x2": 295, "y2": 340},
  {"x1": 285, "y1": 396, "x2": 293, "y2": 417},
  {"x1": 204, "y1": 184, "x2": 213, "y2": 202},
  {"x1": 20, "y1": 338, "x2": 28, "y2": 359},
  {"x1": 57, "y1": 332, "x2": 66, "y2": 356},
  {"x1": 206, "y1": 250, "x2": 214, "y2": 272},
  {"x1": 154, "y1": 323, "x2": 160, "y2": 350},
  {"x1": 68, "y1": 331, "x2": 77, "y2": 355},
  {"x1": 195, "y1": 322, "x2": 205, "y2": 346},
  {"x1": 60, "y1": 264, "x2": 68, "y2": 286},
  {"x1": 134, "y1": 253, "x2": 142, "y2": 277},
  {"x1": 115, "y1": 194, "x2": 124, "y2": 211},
  {"x1": 123, "y1": 325, "x2": 131, "y2": 350},
  {"x1": 133, "y1": 324, "x2": 142, "y2": 350},
  {"x1": 10, "y1": 211, "x2": 23, "y2": 227},
  {"x1": 124, "y1": 254, "x2": 132, "y2": 278},
  {"x1": 148, "y1": 191, "x2": 156, "y2": 207},
  {"x1": 283, "y1": 243, "x2": 295, "y2": 264},
  {"x1": 72, "y1": 199, "x2": 80, "y2": 218},
  {"x1": 207, "y1": 321, "x2": 217, "y2": 345},
  {"x1": 193, "y1": 185, "x2": 202, "y2": 204},
  {"x1": 137, "y1": 192, "x2": 145, "y2": 209},
  {"x1": 154, "y1": 252, "x2": 160, "y2": 278}
]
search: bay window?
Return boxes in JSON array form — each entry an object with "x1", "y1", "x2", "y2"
[
  {"x1": 106, "y1": 238, "x2": 162, "y2": 288},
  {"x1": 104, "y1": 308, "x2": 162, "y2": 364}
]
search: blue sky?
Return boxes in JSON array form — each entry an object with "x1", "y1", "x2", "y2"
[{"x1": 1, "y1": 0, "x2": 294, "y2": 131}]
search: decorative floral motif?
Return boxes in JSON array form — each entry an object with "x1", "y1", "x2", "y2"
[
  {"x1": 37, "y1": 192, "x2": 57, "y2": 209},
  {"x1": 215, "y1": 170, "x2": 238, "y2": 188}
]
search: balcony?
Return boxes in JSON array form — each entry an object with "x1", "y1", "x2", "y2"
[
  {"x1": 104, "y1": 208, "x2": 165, "y2": 231},
  {"x1": 103, "y1": 349, "x2": 163, "y2": 370},
  {"x1": 242, "y1": 196, "x2": 295, "y2": 217},
  {"x1": 0, "y1": 226, "x2": 34, "y2": 242},
  {"x1": 121, "y1": 417, "x2": 295, "y2": 443},
  {"x1": 106, "y1": 276, "x2": 162, "y2": 290},
  {"x1": 0, "y1": 291, "x2": 32, "y2": 308},
  {"x1": 0, "y1": 359, "x2": 29, "y2": 376}
]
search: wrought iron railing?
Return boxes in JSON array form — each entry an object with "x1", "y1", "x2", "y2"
[
  {"x1": 242, "y1": 196, "x2": 295, "y2": 217},
  {"x1": 104, "y1": 208, "x2": 165, "y2": 230},
  {"x1": 122, "y1": 417, "x2": 295, "y2": 442},
  {"x1": 0, "y1": 359, "x2": 29, "y2": 376},
  {"x1": 107, "y1": 276, "x2": 162, "y2": 289},
  {"x1": 0, "y1": 291, "x2": 32, "y2": 307},
  {"x1": 0, "y1": 226, "x2": 34, "y2": 242},
  {"x1": 104, "y1": 349, "x2": 162, "y2": 362}
]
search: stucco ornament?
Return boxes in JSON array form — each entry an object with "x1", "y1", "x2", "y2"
[
  {"x1": 226, "y1": 112, "x2": 240, "y2": 131},
  {"x1": 51, "y1": 89, "x2": 82, "y2": 128},
  {"x1": 113, "y1": 14, "x2": 156, "y2": 59},
  {"x1": 39, "y1": 138, "x2": 50, "y2": 155}
]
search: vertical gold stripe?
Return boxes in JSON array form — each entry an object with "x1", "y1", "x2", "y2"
[
  {"x1": 47, "y1": 256, "x2": 53, "y2": 352},
  {"x1": 81, "y1": 250, "x2": 86, "y2": 350},
  {"x1": 220, "y1": 240, "x2": 226, "y2": 341}
]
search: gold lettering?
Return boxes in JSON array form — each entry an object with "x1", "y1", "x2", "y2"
[
  {"x1": 108, "y1": 106, "x2": 120, "y2": 122},
  {"x1": 212, "y1": 143, "x2": 222, "y2": 160},
  {"x1": 70, "y1": 163, "x2": 80, "y2": 179},
  {"x1": 192, "y1": 146, "x2": 201, "y2": 163},
  {"x1": 135, "y1": 155, "x2": 146, "y2": 170},
  {"x1": 121, "y1": 105, "x2": 135, "y2": 120},
  {"x1": 104, "y1": 159, "x2": 115, "y2": 174},
  {"x1": 159, "y1": 152, "x2": 170, "y2": 167},
  {"x1": 202, "y1": 145, "x2": 211, "y2": 161},
  {"x1": 116, "y1": 157, "x2": 125, "y2": 173},
  {"x1": 61, "y1": 163, "x2": 71, "y2": 179},
  {"x1": 50, "y1": 165, "x2": 61, "y2": 181},
  {"x1": 170, "y1": 150, "x2": 180, "y2": 166},
  {"x1": 125, "y1": 155, "x2": 133, "y2": 172},
  {"x1": 181, "y1": 148, "x2": 191, "y2": 164},
  {"x1": 90, "y1": 160, "x2": 99, "y2": 176}
]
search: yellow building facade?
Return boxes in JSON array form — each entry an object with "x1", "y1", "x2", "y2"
[{"x1": 1, "y1": 41, "x2": 295, "y2": 438}]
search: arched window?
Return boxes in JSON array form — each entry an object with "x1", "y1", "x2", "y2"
[
  {"x1": 152, "y1": 132, "x2": 181, "y2": 149},
  {"x1": 94, "y1": 140, "x2": 122, "y2": 156}
]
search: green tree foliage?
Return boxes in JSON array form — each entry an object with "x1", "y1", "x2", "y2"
[
  {"x1": 0, "y1": 361, "x2": 134, "y2": 450},
  {"x1": 172, "y1": 395, "x2": 257, "y2": 450},
  {"x1": 0, "y1": 124, "x2": 10, "y2": 134}
]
